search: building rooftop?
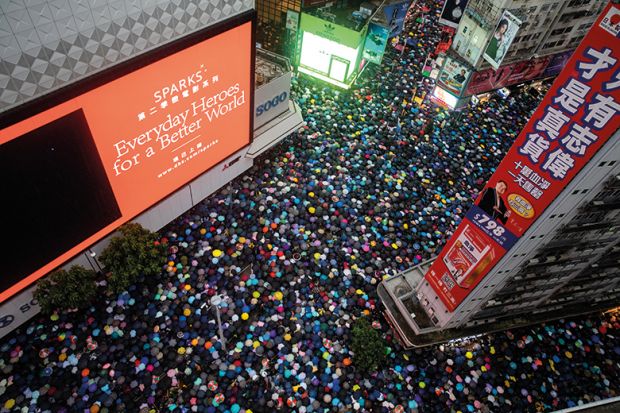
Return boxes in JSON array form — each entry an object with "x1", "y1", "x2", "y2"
[
  {"x1": 303, "y1": 0, "x2": 388, "y2": 31},
  {"x1": 255, "y1": 48, "x2": 291, "y2": 87}
]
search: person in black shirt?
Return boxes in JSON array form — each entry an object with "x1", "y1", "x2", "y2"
[{"x1": 478, "y1": 180, "x2": 509, "y2": 224}]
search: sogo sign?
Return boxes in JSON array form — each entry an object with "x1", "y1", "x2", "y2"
[
  {"x1": 254, "y1": 71, "x2": 292, "y2": 129},
  {"x1": 256, "y1": 91, "x2": 288, "y2": 116}
]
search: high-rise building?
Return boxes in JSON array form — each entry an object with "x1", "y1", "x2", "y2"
[
  {"x1": 432, "y1": 0, "x2": 609, "y2": 103},
  {"x1": 380, "y1": 122, "x2": 620, "y2": 348},
  {"x1": 461, "y1": 0, "x2": 607, "y2": 66},
  {"x1": 380, "y1": 2, "x2": 620, "y2": 347}
]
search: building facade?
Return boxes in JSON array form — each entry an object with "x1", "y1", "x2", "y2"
[
  {"x1": 440, "y1": 0, "x2": 608, "y2": 98},
  {"x1": 379, "y1": 129, "x2": 620, "y2": 347},
  {"x1": 381, "y1": 2, "x2": 620, "y2": 346},
  {"x1": 439, "y1": 133, "x2": 620, "y2": 329},
  {"x1": 0, "y1": 0, "x2": 305, "y2": 338}
]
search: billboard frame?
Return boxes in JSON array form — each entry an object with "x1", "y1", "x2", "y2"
[
  {"x1": 439, "y1": 0, "x2": 470, "y2": 29},
  {"x1": 482, "y1": 10, "x2": 522, "y2": 70},
  {"x1": 0, "y1": 10, "x2": 256, "y2": 303},
  {"x1": 0, "y1": 10, "x2": 256, "y2": 134}
]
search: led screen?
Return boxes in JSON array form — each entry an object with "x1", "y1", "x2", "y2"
[
  {"x1": 432, "y1": 86, "x2": 459, "y2": 109},
  {"x1": 0, "y1": 16, "x2": 254, "y2": 302}
]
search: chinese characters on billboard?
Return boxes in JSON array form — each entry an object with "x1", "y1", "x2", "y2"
[
  {"x1": 424, "y1": 3, "x2": 620, "y2": 311},
  {"x1": 483, "y1": 11, "x2": 522, "y2": 70},
  {"x1": 0, "y1": 17, "x2": 254, "y2": 302}
]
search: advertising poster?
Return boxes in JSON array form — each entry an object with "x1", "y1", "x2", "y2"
[
  {"x1": 437, "y1": 55, "x2": 472, "y2": 96},
  {"x1": 384, "y1": 1, "x2": 410, "y2": 37},
  {"x1": 483, "y1": 10, "x2": 522, "y2": 70},
  {"x1": 505, "y1": 56, "x2": 552, "y2": 86},
  {"x1": 439, "y1": 0, "x2": 470, "y2": 28},
  {"x1": 363, "y1": 23, "x2": 390, "y2": 64},
  {"x1": 286, "y1": 10, "x2": 300, "y2": 32},
  {"x1": 464, "y1": 55, "x2": 551, "y2": 96},
  {"x1": 430, "y1": 85, "x2": 460, "y2": 109},
  {"x1": 0, "y1": 18, "x2": 254, "y2": 302},
  {"x1": 452, "y1": 14, "x2": 489, "y2": 66},
  {"x1": 543, "y1": 50, "x2": 576, "y2": 78},
  {"x1": 465, "y1": 64, "x2": 514, "y2": 95},
  {"x1": 422, "y1": 54, "x2": 445, "y2": 79},
  {"x1": 424, "y1": 2, "x2": 620, "y2": 311}
]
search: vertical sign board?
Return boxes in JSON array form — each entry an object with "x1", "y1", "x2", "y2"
[
  {"x1": 483, "y1": 10, "x2": 522, "y2": 70},
  {"x1": 286, "y1": 10, "x2": 300, "y2": 32},
  {"x1": 362, "y1": 23, "x2": 390, "y2": 65},
  {"x1": 383, "y1": 1, "x2": 410, "y2": 37},
  {"x1": 424, "y1": 3, "x2": 620, "y2": 311},
  {"x1": 0, "y1": 15, "x2": 254, "y2": 303},
  {"x1": 439, "y1": 0, "x2": 470, "y2": 29}
]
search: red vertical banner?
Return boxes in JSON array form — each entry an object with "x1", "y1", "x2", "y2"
[{"x1": 425, "y1": 2, "x2": 620, "y2": 312}]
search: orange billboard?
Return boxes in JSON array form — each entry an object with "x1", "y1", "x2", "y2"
[{"x1": 0, "y1": 14, "x2": 255, "y2": 302}]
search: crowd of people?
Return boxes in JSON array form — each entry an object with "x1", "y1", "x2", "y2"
[{"x1": 1, "y1": 0, "x2": 619, "y2": 412}]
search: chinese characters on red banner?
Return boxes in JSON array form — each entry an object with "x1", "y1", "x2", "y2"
[{"x1": 424, "y1": 3, "x2": 620, "y2": 311}]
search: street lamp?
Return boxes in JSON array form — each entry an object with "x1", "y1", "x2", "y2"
[
  {"x1": 89, "y1": 249, "x2": 103, "y2": 273},
  {"x1": 201, "y1": 294, "x2": 227, "y2": 350}
]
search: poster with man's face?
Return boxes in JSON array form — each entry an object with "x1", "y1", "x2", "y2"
[
  {"x1": 437, "y1": 56, "x2": 472, "y2": 96},
  {"x1": 483, "y1": 11, "x2": 522, "y2": 69}
]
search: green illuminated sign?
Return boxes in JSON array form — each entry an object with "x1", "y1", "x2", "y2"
[
  {"x1": 297, "y1": 13, "x2": 367, "y2": 88},
  {"x1": 299, "y1": 13, "x2": 366, "y2": 49}
]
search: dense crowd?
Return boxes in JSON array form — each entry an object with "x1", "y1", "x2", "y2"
[{"x1": 2, "y1": 0, "x2": 620, "y2": 412}]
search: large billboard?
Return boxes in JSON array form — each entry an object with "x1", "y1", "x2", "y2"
[
  {"x1": 424, "y1": 2, "x2": 620, "y2": 311},
  {"x1": 543, "y1": 50, "x2": 575, "y2": 78},
  {"x1": 0, "y1": 14, "x2": 255, "y2": 302},
  {"x1": 298, "y1": 13, "x2": 367, "y2": 88},
  {"x1": 465, "y1": 55, "x2": 552, "y2": 96},
  {"x1": 452, "y1": 14, "x2": 489, "y2": 66},
  {"x1": 363, "y1": 23, "x2": 390, "y2": 65},
  {"x1": 437, "y1": 55, "x2": 472, "y2": 96},
  {"x1": 483, "y1": 11, "x2": 522, "y2": 70},
  {"x1": 439, "y1": 0, "x2": 470, "y2": 28},
  {"x1": 384, "y1": 1, "x2": 410, "y2": 37}
]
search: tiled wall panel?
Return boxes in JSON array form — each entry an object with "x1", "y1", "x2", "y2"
[{"x1": 0, "y1": 0, "x2": 253, "y2": 111}]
